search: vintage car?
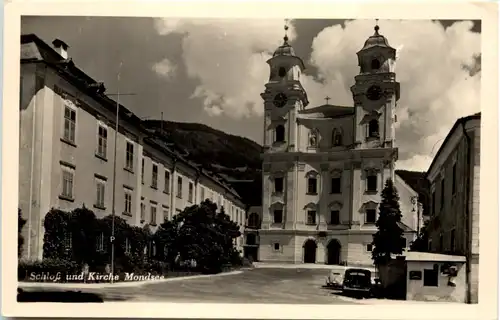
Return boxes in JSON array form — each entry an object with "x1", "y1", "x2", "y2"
[
  {"x1": 342, "y1": 268, "x2": 373, "y2": 298},
  {"x1": 325, "y1": 270, "x2": 344, "y2": 289}
]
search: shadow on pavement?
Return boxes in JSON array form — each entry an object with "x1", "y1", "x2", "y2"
[{"x1": 17, "y1": 288, "x2": 105, "y2": 302}]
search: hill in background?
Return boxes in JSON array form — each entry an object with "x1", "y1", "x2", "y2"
[{"x1": 144, "y1": 120, "x2": 429, "y2": 211}]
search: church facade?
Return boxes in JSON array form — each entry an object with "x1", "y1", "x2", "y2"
[{"x1": 255, "y1": 25, "x2": 423, "y2": 266}]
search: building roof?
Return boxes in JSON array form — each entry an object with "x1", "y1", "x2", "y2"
[
  {"x1": 21, "y1": 33, "x2": 244, "y2": 205},
  {"x1": 298, "y1": 104, "x2": 354, "y2": 119},
  {"x1": 357, "y1": 25, "x2": 395, "y2": 53},
  {"x1": 397, "y1": 221, "x2": 415, "y2": 233},
  {"x1": 425, "y1": 112, "x2": 481, "y2": 180},
  {"x1": 404, "y1": 251, "x2": 466, "y2": 263}
]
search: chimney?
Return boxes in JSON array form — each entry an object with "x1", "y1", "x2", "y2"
[{"x1": 52, "y1": 39, "x2": 69, "y2": 59}]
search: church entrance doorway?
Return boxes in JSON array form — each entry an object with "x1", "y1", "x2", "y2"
[
  {"x1": 303, "y1": 239, "x2": 317, "y2": 264},
  {"x1": 326, "y1": 239, "x2": 341, "y2": 265}
]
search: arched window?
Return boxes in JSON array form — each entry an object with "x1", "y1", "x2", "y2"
[
  {"x1": 278, "y1": 67, "x2": 287, "y2": 78},
  {"x1": 332, "y1": 128, "x2": 343, "y2": 146},
  {"x1": 247, "y1": 212, "x2": 260, "y2": 228},
  {"x1": 368, "y1": 119, "x2": 379, "y2": 138},
  {"x1": 275, "y1": 125, "x2": 285, "y2": 142},
  {"x1": 371, "y1": 58, "x2": 381, "y2": 70}
]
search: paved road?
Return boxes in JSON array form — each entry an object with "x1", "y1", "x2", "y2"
[{"x1": 52, "y1": 268, "x2": 355, "y2": 304}]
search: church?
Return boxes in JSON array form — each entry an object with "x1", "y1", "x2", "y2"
[{"x1": 247, "y1": 22, "x2": 423, "y2": 266}]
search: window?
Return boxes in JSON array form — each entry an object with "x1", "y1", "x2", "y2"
[
  {"x1": 61, "y1": 166, "x2": 74, "y2": 199},
  {"x1": 274, "y1": 243, "x2": 280, "y2": 251},
  {"x1": 273, "y1": 210, "x2": 283, "y2": 223},
  {"x1": 366, "y1": 243, "x2": 373, "y2": 252},
  {"x1": 63, "y1": 106, "x2": 76, "y2": 143},
  {"x1": 163, "y1": 207, "x2": 170, "y2": 222},
  {"x1": 331, "y1": 177, "x2": 341, "y2": 194},
  {"x1": 64, "y1": 231, "x2": 72, "y2": 251},
  {"x1": 124, "y1": 189, "x2": 132, "y2": 214},
  {"x1": 248, "y1": 213, "x2": 259, "y2": 228},
  {"x1": 307, "y1": 177, "x2": 317, "y2": 194},
  {"x1": 306, "y1": 210, "x2": 316, "y2": 225},
  {"x1": 371, "y1": 58, "x2": 381, "y2": 70},
  {"x1": 151, "y1": 163, "x2": 158, "y2": 189},
  {"x1": 439, "y1": 233, "x2": 444, "y2": 251},
  {"x1": 150, "y1": 204, "x2": 157, "y2": 225},
  {"x1": 366, "y1": 174, "x2": 377, "y2": 192},
  {"x1": 188, "y1": 182, "x2": 194, "y2": 202},
  {"x1": 96, "y1": 232, "x2": 105, "y2": 252},
  {"x1": 177, "y1": 176, "x2": 183, "y2": 198},
  {"x1": 141, "y1": 158, "x2": 145, "y2": 184},
  {"x1": 330, "y1": 210, "x2": 340, "y2": 225},
  {"x1": 274, "y1": 177, "x2": 284, "y2": 193},
  {"x1": 452, "y1": 163, "x2": 457, "y2": 195},
  {"x1": 275, "y1": 125, "x2": 285, "y2": 142},
  {"x1": 95, "y1": 178, "x2": 105, "y2": 208},
  {"x1": 164, "y1": 171, "x2": 170, "y2": 193},
  {"x1": 97, "y1": 124, "x2": 107, "y2": 158},
  {"x1": 124, "y1": 238, "x2": 131, "y2": 255},
  {"x1": 140, "y1": 200, "x2": 146, "y2": 222},
  {"x1": 450, "y1": 229, "x2": 456, "y2": 252},
  {"x1": 368, "y1": 119, "x2": 379, "y2": 138},
  {"x1": 366, "y1": 209, "x2": 376, "y2": 224},
  {"x1": 423, "y1": 264, "x2": 439, "y2": 287},
  {"x1": 125, "y1": 141, "x2": 134, "y2": 170},
  {"x1": 440, "y1": 179, "x2": 445, "y2": 210},
  {"x1": 200, "y1": 186, "x2": 205, "y2": 201},
  {"x1": 278, "y1": 67, "x2": 287, "y2": 77}
]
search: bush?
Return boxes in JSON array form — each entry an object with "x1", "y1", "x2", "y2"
[{"x1": 18, "y1": 258, "x2": 80, "y2": 282}]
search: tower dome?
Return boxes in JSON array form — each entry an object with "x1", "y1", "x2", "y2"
[
  {"x1": 273, "y1": 23, "x2": 297, "y2": 57},
  {"x1": 359, "y1": 24, "x2": 394, "y2": 52}
]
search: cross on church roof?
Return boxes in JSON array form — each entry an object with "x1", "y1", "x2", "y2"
[{"x1": 325, "y1": 96, "x2": 331, "y2": 105}]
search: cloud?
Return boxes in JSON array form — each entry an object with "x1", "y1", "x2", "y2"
[
  {"x1": 152, "y1": 58, "x2": 177, "y2": 80},
  {"x1": 154, "y1": 19, "x2": 480, "y2": 172},
  {"x1": 154, "y1": 18, "x2": 295, "y2": 118}
]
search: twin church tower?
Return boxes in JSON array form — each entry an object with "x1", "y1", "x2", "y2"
[{"x1": 255, "y1": 21, "x2": 419, "y2": 266}]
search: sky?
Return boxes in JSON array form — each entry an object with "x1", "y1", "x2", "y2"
[{"x1": 21, "y1": 17, "x2": 481, "y2": 172}]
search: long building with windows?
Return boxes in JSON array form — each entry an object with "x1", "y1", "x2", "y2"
[
  {"x1": 245, "y1": 24, "x2": 424, "y2": 266},
  {"x1": 19, "y1": 34, "x2": 246, "y2": 260}
]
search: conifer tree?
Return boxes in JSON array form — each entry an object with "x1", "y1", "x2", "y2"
[{"x1": 371, "y1": 178, "x2": 406, "y2": 265}]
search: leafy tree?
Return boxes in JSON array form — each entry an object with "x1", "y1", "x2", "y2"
[
  {"x1": 156, "y1": 200, "x2": 241, "y2": 273},
  {"x1": 409, "y1": 219, "x2": 430, "y2": 252},
  {"x1": 68, "y1": 206, "x2": 99, "y2": 265},
  {"x1": 371, "y1": 179, "x2": 406, "y2": 265},
  {"x1": 43, "y1": 208, "x2": 72, "y2": 259},
  {"x1": 18, "y1": 208, "x2": 27, "y2": 257}
]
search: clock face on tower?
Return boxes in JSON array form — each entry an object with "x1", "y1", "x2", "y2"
[
  {"x1": 273, "y1": 93, "x2": 288, "y2": 108},
  {"x1": 366, "y1": 85, "x2": 383, "y2": 101}
]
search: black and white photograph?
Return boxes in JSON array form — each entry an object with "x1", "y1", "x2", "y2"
[{"x1": 2, "y1": 1, "x2": 498, "y2": 319}]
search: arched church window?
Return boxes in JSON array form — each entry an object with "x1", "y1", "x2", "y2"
[
  {"x1": 275, "y1": 125, "x2": 285, "y2": 142},
  {"x1": 278, "y1": 67, "x2": 287, "y2": 78},
  {"x1": 371, "y1": 58, "x2": 381, "y2": 70},
  {"x1": 248, "y1": 212, "x2": 260, "y2": 228},
  {"x1": 308, "y1": 129, "x2": 319, "y2": 147},
  {"x1": 368, "y1": 120, "x2": 379, "y2": 138},
  {"x1": 332, "y1": 128, "x2": 343, "y2": 146}
]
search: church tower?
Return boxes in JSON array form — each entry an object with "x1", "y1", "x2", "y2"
[
  {"x1": 261, "y1": 23, "x2": 309, "y2": 153},
  {"x1": 350, "y1": 22, "x2": 400, "y2": 151}
]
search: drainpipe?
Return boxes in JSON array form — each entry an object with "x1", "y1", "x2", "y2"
[{"x1": 461, "y1": 123, "x2": 472, "y2": 304}]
